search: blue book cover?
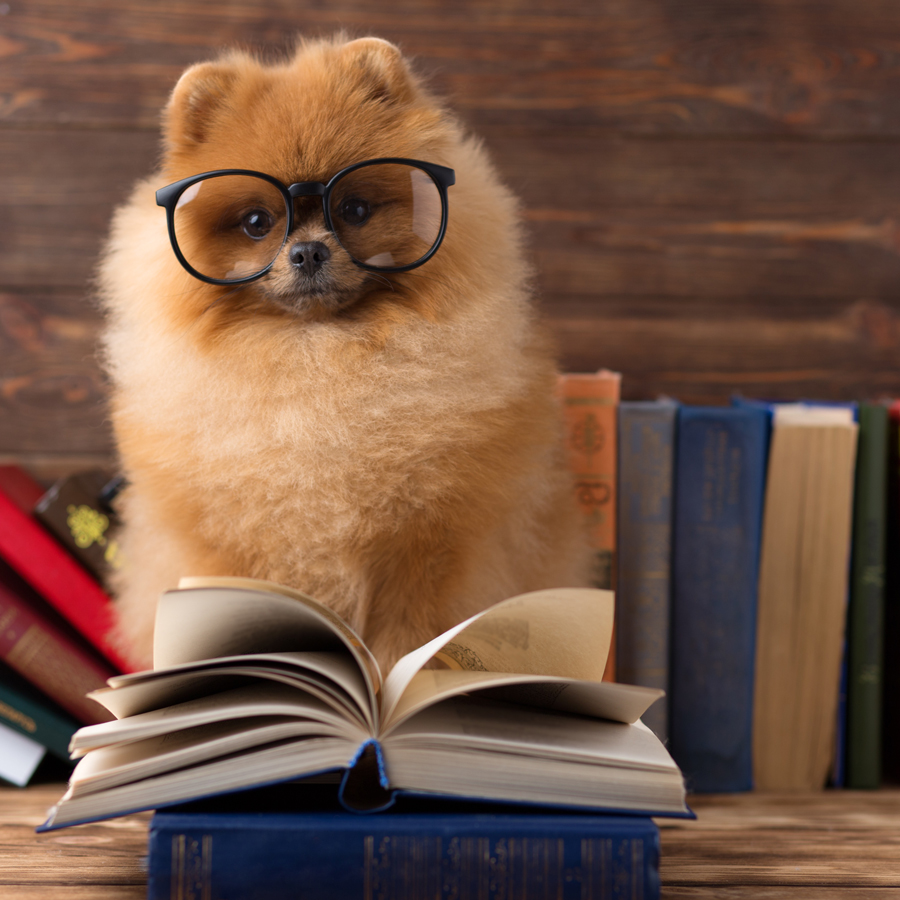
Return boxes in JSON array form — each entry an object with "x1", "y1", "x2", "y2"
[
  {"x1": 148, "y1": 795, "x2": 661, "y2": 900},
  {"x1": 669, "y1": 405, "x2": 769, "y2": 792},
  {"x1": 616, "y1": 400, "x2": 677, "y2": 742}
]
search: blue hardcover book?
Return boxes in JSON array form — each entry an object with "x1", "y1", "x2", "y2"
[
  {"x1": 616, "y1": 400, "x2": 677, "y2": 742},
  {"x1": 148, "y1": 798, "x2": 662, "y2": 900},
  {"x1": 669, "y1": 405, "x2": 769, "y2": 792}
]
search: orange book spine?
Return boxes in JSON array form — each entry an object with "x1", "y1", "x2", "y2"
[{"x1": 559, "y1": 370, "x2": 621, "y2": 680}]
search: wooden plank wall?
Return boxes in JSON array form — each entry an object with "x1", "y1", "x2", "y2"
[{"x1": 3, "y1": 0, "x2": 900, "y2": 471}]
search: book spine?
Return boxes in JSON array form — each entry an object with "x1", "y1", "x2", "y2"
[
  {"x1": 616, "y1": 401, "x2": 676, "y2": 742},
  {"x1": 34, "y1": 471, "x2": 125, "y2": 585},
  {"x1": 559, "y1": 371, "x2": 621, "y2": 591},
  {"x1": 0, "y1": 581, "x2": 115, "y2": 725},
  {"x1": 0, "y1": 488, "x2": 131, "y2": 672},
  {"x1": 559, "y1": 370, "x2": 621, "y2": 682},
  {"x1": 752, "y1": 414, "x2": 858, "y2": 790},
  {"x1": 0, "y1": 666, "x2": 79, "y2": 761},
  {"x1": 669, "y1": 406, "x2": 769, "y2": 792},
  {"x1": 148, "y1": 812, "x2": 660, "y2": 900},
  {"x1": 0, "y1": 466, "x2": 46, "y2": 514},
  {"x1": 846, "y1": 403, "x2": 889, "y2": 788},
  {"x1": 882, "y1": 400, "x2": 900, "y2": 784}
]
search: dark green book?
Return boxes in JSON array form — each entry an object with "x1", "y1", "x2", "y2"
[
  {"x1": 846, "y1": 403, "x2": 890, "y2": 788},
  {"x1": 0, "y1": 661, "x2": 79, "y2": 763}
]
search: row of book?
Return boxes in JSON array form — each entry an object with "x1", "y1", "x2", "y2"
[
  {"x1": 3, "y1": 379, "x2": 895, "y2": 799},
  {"x1": 559, "y1": 370, "x2": 897, "y2": 793},
  {"x1": 0, "y1": 467, "x2": 131, "y2": 787}
]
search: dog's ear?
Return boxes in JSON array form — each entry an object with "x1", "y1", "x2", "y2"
[
  {"x1": 163, "y1": 60, "x2": 239, "y2": 150},
  {"x1": 340, "y1": 37, "x2": 416, "y2": 104}
]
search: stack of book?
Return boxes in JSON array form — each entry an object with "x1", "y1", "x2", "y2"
[
  {"x1": 37, "y1": 576, "x2": 690, "y2": 899},
  {"x1": 0, "y1": 466, "x2": 132, "y2": 788}
]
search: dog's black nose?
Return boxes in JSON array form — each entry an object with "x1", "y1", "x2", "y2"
[{"x1": 289, "y1": 241, "x2": 331, "y2": 276}]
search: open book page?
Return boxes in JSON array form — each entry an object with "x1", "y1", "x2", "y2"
[
  {"x1": 384, "y1": 670, "x2": 662, "y2": 734},
  {"x1": 158, "y1": 578, "x2": 381, "y2": 709},
  {"x1": 97, "y1": 651, "x2": 373, "y2": 730},
  {"x1": 67, "y1": 717, "x2": 355, "y2": 798},
  {"x1": 381, "y1": 588, "x2": 614, "y2": 726},
  {"x1": 382, "y1": 697, "x2": 686, "y2": 814},
  {"x1": 386, "y1": 696, "x2": 677, "y2": 771},
  {"x1": 47, "y1": 738, "x2": 355, "y2": 829},
  {"x1": 70, "y1": 683, "x2": 367, "y2": 755}
]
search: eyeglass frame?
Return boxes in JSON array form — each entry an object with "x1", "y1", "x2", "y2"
[{"x1": 155, "y1": 157, "x2": 457, "y2": 286}]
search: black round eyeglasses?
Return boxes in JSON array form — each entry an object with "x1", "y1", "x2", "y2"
[{"x1": 155, "y1": 158, "x2": 456, "y2": 286}]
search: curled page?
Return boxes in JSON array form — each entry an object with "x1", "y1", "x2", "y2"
[
  {"x1": 381, "y1": 588, "x2": 613, "y2": 726},
  {"x1": 161, "y1": 578, "x2": 381, "y2": 711},
  {"x1": 383, "y1": 670, "x2": 662, "y2": 734}
]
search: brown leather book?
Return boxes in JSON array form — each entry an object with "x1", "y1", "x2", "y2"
[{"x1": 34, "y1": 471, "x2": 125, "y2": 586}]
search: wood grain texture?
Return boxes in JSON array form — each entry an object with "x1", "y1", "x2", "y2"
[
  {"x1": 0, "y1": 130, "x2": 158, "y2": 288},
  {"x1": 0, "y1": 290, "x2": 112, "y2": 456},
  {"x1": 2, "y1": 786, "x2": 900, "y2": 896},
  {"x1": 2, "y1": 0, "x2": 900, "y2": 461},
  {"x1": 0, "y1": 784, "x2": 148, "y2": 896},
  {"x1": 660, "y1": 790, "x2": 900, "y2": 891},
  {"x1": 548, "y1": 296, "x2": 900, "y2": 404},
  {"x1": 4, "y1": 0, "x2": 900, "y2": 136}
]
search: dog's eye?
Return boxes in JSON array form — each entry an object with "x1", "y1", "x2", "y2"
[
  {"x1": 241, "y1": 209, "x2": 275, "y2": 239},
  {"x1": 337, "y1": 197, "x2": 371, "y2": 226}
]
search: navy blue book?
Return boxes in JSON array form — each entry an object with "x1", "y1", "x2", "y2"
[
  {"x1": 669, "y1": 405, "x2": 769, "y2": 792},
  {"x1": 616, "y1": 400, "x2": 677, "y2": 742},
  {"x1": 148, "y1": 792, "x2": 662, "y2": 900}
]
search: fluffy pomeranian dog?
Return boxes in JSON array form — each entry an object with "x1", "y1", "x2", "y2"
[{"x1": 99, "y1": 35, "x2": 590, "y2": 672}]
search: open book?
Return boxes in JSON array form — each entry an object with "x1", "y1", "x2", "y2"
[{"x1": 40, "y1": 578, "x2": 688, "y2": 830}]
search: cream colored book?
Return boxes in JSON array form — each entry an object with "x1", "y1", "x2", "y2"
[
  {"x1": 40, "y1": 577, "x2": 687, "y2": 830},
  {"x1": 753, "y1": 405, "x2": 859, "y2": 789}
]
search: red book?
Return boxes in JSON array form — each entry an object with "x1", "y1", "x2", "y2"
[
  {"x1": 0, "y1": 561, "x2": 114, "y2": 725},
  {"x1": 0, "y1": 466, "x2": 132, "y2": 673},
  {"x1": 0, "y1": 466, "x2": 45, "y2": 513}
]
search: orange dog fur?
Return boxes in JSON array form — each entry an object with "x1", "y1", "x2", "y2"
[{"x1": 99, "y1": 35, "x2": 590, "y2": 672}]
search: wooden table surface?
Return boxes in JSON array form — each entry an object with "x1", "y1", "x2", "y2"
[{"x1": 1, "y1": 785, "x2": 899, "y2": 898}]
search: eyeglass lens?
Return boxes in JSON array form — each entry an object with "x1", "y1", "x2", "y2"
[
  {"x1": 172, "y1": 174, "x2": 290, "y2": 283},
  {"x1": 327, "y1": 163, "x2": 443, "y2": 270},
  {"x1": 171, "y1": 163, "x2": 444, "y2": 283}
]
